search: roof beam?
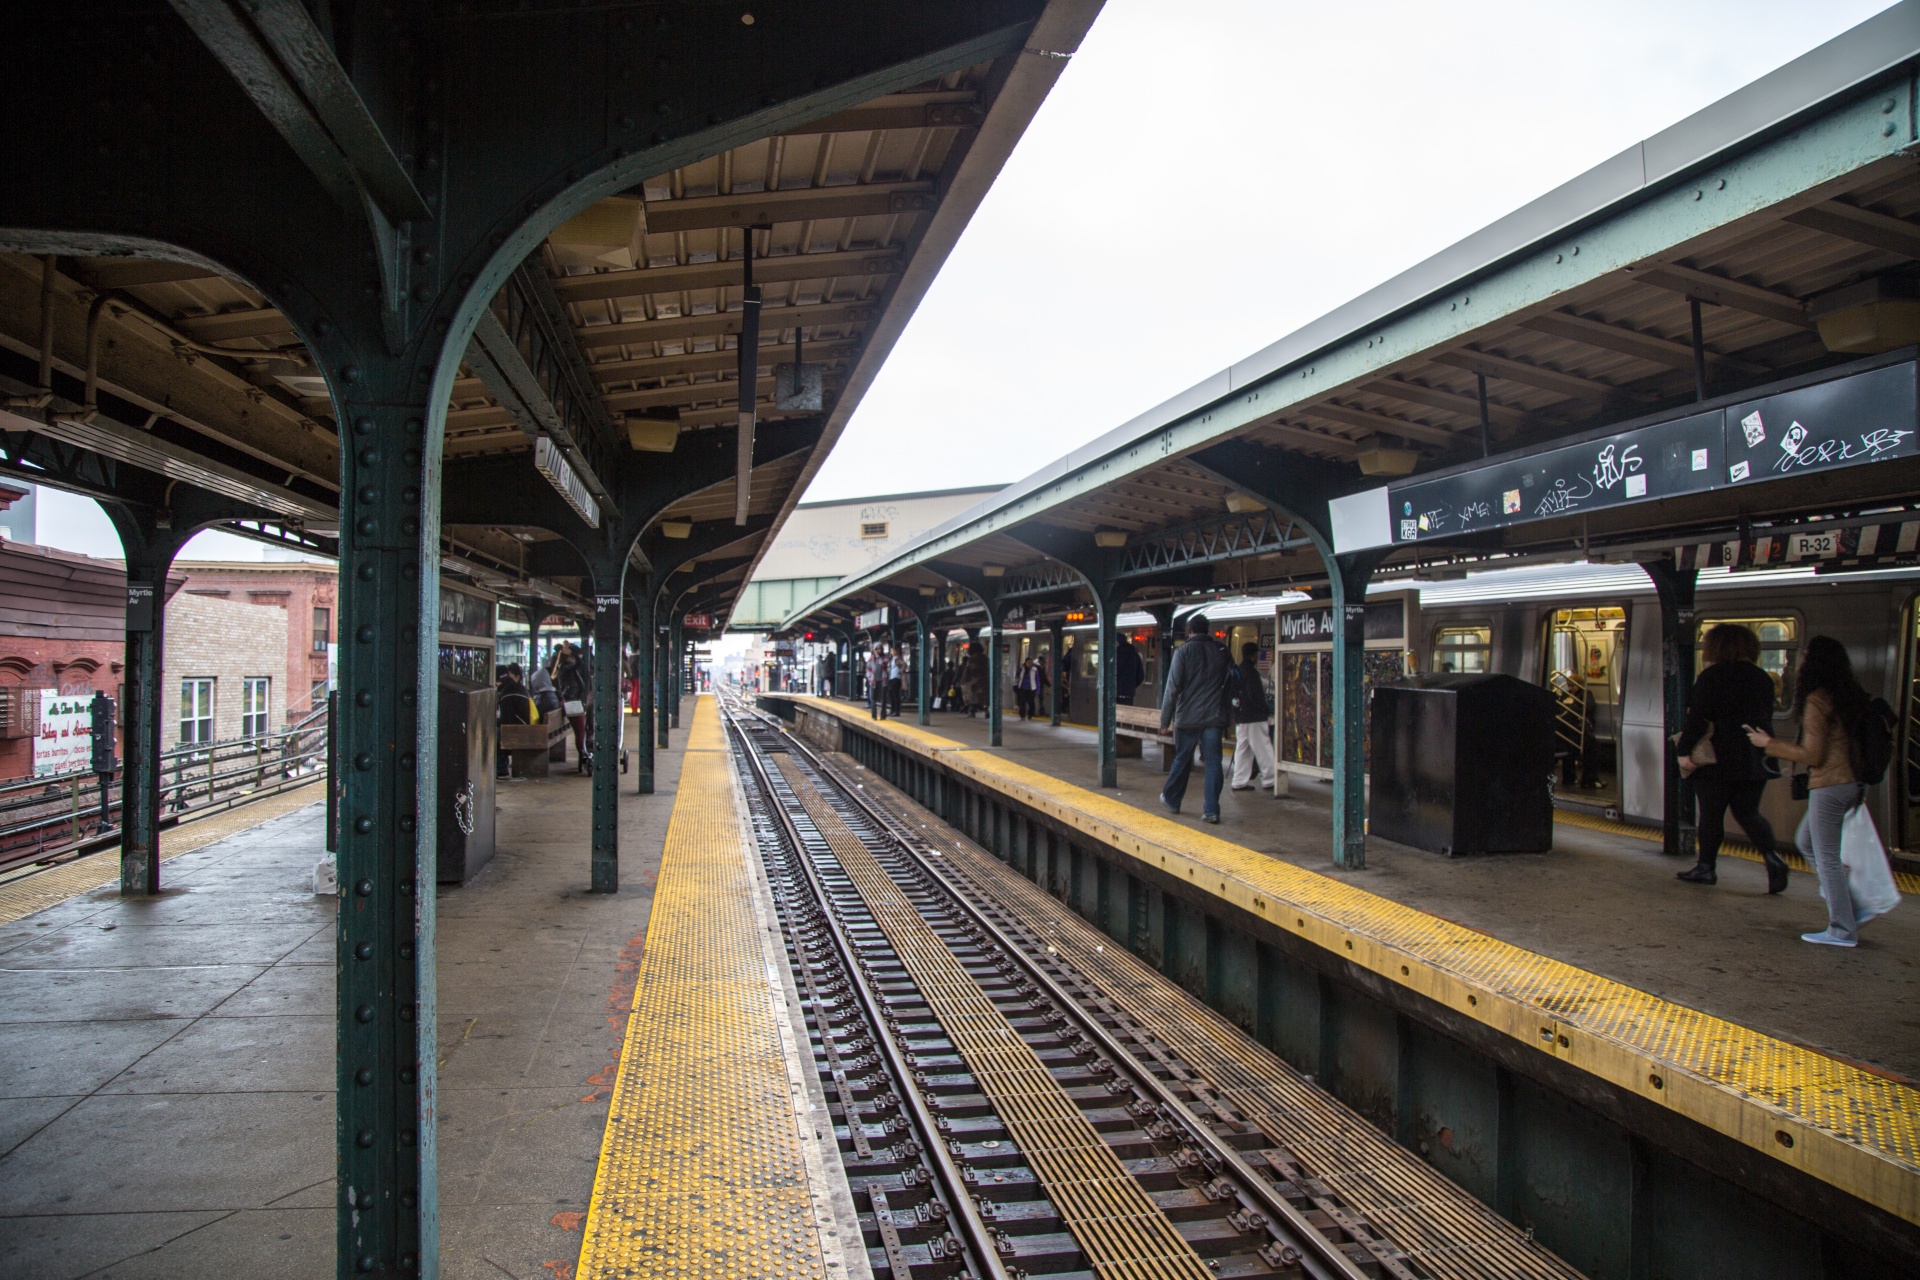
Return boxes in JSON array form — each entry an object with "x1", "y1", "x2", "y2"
[
  {"x1": 572, "y1": 298, "x2": 874, "y2": 350},
  {"x1": 1430, "y1": 348, "x2": 1634, "y2": 402},
  {"x1": 1521, "y1": 310, "x2": 1767, "y2": 376},
  {"x1": 1785, "y1": 199, "x2": 1920, "y2": 259},
  {"x1": 166, "y1": 0, "x2": 430, "y2": 223},
  {"x1": 1622, "y1": 262, "x2": 1814, "y2": 329},
  {"x1": 73, "y1": 261, "x2": 222, "y2": 290},
  {"x1": 789, "y1": 99, "x2": 983, "y2": 136},
  {"x1": 584, "y1": 342, "x2": 857, "y2": 388},
  {"x1": 174, "y1": 306, "x2": 299, "y2": 343},
  {"x1": 552, "y1": 248, "x2": 900, "y2": 305},
  {"x1": 641, "y1": 182, "x2": 935, "y2": 235},
  {"x1": 1364, "y1": 376, "x2": 1526, "y2": 428},
  {"x1": 1296, "y1": 401, "x2": 1456, "y2": 447}
]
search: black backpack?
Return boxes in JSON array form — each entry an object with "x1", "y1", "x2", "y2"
[{"x1": 1855, "y1": 697, "x2": 1897, "y2": 785}]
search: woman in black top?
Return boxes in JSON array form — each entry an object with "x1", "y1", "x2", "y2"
[{"x1": 1674, "y1": 624, "x2": 1787, "y2": 891}]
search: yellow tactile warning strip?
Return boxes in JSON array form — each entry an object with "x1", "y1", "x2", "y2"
[
  {"x1": 0, "y1": 781, "x2": 327, "y2": 927},
  {"x1": 777, "y1": 756, "x2": 1215, "y2": 1280},
  {"x1": 683, "y1": 692, "x2": 726, "y2": 752},
  {"x1": 577, "y1": 707, "x2": 825, "y2": 1279},
  {"x1": 851, "y1": 778, "x2": 1583, "y2": 1280},
  {"x1": 1552, "y1": 806, "x2": 1920, "y2": 895},
  {"x1": 781, "y1": 696, "x2": 1920, "y2": 1226}
]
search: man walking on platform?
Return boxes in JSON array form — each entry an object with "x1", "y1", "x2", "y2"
[{"x1": 1158, "y1": 614, "x2": 1231, "y2": 823}]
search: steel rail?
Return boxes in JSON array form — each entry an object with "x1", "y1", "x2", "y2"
[
  {"x1": 736, "y1": 698, "x2": 1379, "y2": 1280},
  {"x1": 726, "y1": 708, "x2": 1014, "y2": 1280}
]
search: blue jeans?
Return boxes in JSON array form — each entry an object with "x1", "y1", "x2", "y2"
[{"x1": 1162, "y1": 725, "x2": 1223, "y2": 817}]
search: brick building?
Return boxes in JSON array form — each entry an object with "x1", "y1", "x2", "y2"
[
  {"x1": 157, "y1": 591, "x2": 289, "y2": 751},
  {"x1": 170, "y1": 561, "x2": 338, "y2": 719}
]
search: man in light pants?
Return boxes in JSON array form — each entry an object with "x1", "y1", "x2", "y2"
[{"x1": 1229, "y1": 642, "x2": 1275, "y2": 791}]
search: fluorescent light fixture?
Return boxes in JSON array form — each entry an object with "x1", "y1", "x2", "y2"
[
  {"x1": 1094, "y1": 530, "x2": 1127, "y2": 548},
  {"x1": 981, "y1": 564, "x2": 1006, "y2": 578},
  {"x1": 661, "y1": 520, "x2": 693, "y2": 539}
]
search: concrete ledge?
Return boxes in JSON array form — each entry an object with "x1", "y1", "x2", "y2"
[{"x1": 769, "y1": 693, "x2": 1920, "y2": 1230}]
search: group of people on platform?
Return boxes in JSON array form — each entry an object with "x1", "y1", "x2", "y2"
[
  {"x1": 1156, "y1": 615, "x2": 1275, "y2": 824},
  {"x1": 865, "y1": 644, "x2": 906, "y2": 720},
  {"x1": 494, "y1": 642, "x2": 592, "y2": 775},
  {"x1": 1676, "y1": 623, "x2": 1895, "y2": 949}
]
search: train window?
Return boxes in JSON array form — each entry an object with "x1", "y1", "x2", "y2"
[
  {"x1": 1432, "y1": 625, "x2": 1491, "y2": 674},
  {"x1": 1696, "y1": 616, "x2": 1797, "y2": 711}
]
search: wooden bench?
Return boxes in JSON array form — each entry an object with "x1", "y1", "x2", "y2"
[
  {"x1": 499, "y1": 718, "x2": 569, "y2": 778},
  {"x1": 1114, "y1": 704, "x2": 1174, "y2": 767}
]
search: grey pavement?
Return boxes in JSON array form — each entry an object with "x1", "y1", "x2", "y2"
[{"x1": 0, "y1": 702, "x2": 692, "y2": 1279}]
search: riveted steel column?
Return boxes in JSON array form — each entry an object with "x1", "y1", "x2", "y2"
[
  {"x1": 633, "y1": 592, "x2": 654, "y2": 794},
  {"x1": 1645, "y1": 558, "x2": 1699, "y2": 860},
  {"x1": 109, "y1": 519, "x2": 185, "y2": 895},
  {"x1": 1330, "y1": 551, "x2": 1384, "y2": 870},
  {"x1": 668, "y1": 613, "x2": 683, "y2": 728},
  {"x1": 334, "y1": 387, "x2": 437, "y2": 1280},
  {"x1": 986, "y1": 610, "x2": 1004, "y2": 748},
  {"x1": 1095, "y1": 590, "x2": 1122, "y2": 788},
  {"x1": 1048, "y1": 621, "x2": 1065, "y2": 727},
  {"x1": 917, "y1": 614, "x2": 932, "y2": 726},
  {"x1": 655, "y1": 622, "x2": 670, "y2": 750},
  {"x1": 591, "y1": 574, "x2": 624, "y2": 892}
]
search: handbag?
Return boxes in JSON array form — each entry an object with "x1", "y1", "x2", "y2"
[
  {"x1": 1670, "y1": 723, "x2": 1716, "y2": 768},
  {"x1": 1841, "y1": 798, "x2": 1900, "y2": 924},
  {"x1": 563, "y1": 698, "x2": 586, "y2": 717}
]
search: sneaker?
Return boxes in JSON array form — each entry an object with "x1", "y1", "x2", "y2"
[
  {"x1": 1801, "y1": 929, "x2": 1858, "y2": 948},
  {"x1": 1158, "y1": 794, "x2": 1180, "y2": 815},
  {"x1": 1202, "y1": 813, "x2": 1220, "y2": 824},
  {"x1": 1229, "y1": 785, "x2": 1254, "y2": 792}
]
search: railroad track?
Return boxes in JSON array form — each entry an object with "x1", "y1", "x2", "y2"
[{"x1": 723, "y1": 695, "x2": 1511, "y2": 1280}]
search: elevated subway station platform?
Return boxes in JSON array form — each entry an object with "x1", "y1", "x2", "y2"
[{"x1": 762, "y1": 691, "x2": 1920, "y2": 1275}]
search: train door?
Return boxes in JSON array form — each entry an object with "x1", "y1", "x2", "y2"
[
  {"x1": 1543, "y1": 605, "x2": 1629, "y2": 804},
  {"x1": 1903, "y1": 598, "x2": 1920, "y2": 852}
]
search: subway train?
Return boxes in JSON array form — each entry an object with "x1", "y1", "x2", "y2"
[{"x1": 1033, "y1": 558, "x2": 1920, "y2": 854}]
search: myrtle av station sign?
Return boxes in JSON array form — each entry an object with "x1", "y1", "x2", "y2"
[{"x1": 1386, "y1": 358, "x2": 1916, "y2": 545}]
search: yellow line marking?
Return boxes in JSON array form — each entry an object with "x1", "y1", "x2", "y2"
[
  {"x1": 0, "y1": 782, "x2": 326, "y2": 927},
  {"x1": 781, "y1": 694, "x2": 1920, "y2": 1226},
  {"x1": 577, "y1": 699, "x2": 825, "y2": 1279}
]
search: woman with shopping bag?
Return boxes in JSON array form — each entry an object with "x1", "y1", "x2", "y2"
[{"x1": 1746, "y1": 636, "x2": 1893, "y2": 948}]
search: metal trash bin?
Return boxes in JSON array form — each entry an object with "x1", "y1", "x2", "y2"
[
  {"x1": 438, "y1": 675, "x2": 498, "y2": 884},
  {"x1": 1368, "y1": 673, "x2": 1553, "y2": 856}
]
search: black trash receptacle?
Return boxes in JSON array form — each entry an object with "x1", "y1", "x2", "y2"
[
  {"x1": 438, "y1": 675, "x2": 498, "y2": 884},
  {"x1": 1369, "y1": 673, "x2": 1553, "y2": 856}
]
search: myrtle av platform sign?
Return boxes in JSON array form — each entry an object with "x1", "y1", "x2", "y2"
[{"x1": 1387, "y1": 358, "x2": 1917, "y2": 544}]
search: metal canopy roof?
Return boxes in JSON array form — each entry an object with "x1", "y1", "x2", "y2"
[
  {"x1": 0, "y1": 5, "x2": 1097, "y2": 623},
  {"x1": 785, "y1": 0, "x2": 1920, "y2": 632}
]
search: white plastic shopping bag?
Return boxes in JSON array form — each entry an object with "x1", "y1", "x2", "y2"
[{"x1": 1842, "y1": 801, "x2": 1901, "y2": 924}]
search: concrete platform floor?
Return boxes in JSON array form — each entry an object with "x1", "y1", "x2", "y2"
[
  {"x1": 849, "y1": 700, "x2": 1920, "y2": 1079},
  {"x1": 0, "y1": 702, "x2": 693, "y2": 1280}
]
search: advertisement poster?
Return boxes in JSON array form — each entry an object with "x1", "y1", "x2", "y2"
[{"x1": 34, "y1": 690, "x2": 92, "y2": 778}]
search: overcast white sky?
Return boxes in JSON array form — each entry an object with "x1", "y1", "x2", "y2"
[
  {"x1": 800, "y1": 0, "x2": 1900, "y2": 501},
  {"x1": 27, "y1": 0, "x2": 1900, "y2": 557}
]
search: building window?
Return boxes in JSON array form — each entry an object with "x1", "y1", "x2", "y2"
[
  {"x1": 180, "y1": 678, "x2": 215, "y2": 746},
  {"x1": 860, "y1": 521, "x2": 889, "y2": 539},
  {"x1": 1433, "y1": 624, "x2": 1492, "y2": 674},
  {"x1": 313, "y1": 606, "x2": 331, "y2": 653},
  {"x1": 242, "y1": 677, "x2": 271, "y2": 738},
  {"x1": 1697, "y1": 616, "x2": 1798, "y2": 711}
]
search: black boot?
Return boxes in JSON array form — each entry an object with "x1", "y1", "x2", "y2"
[
  {"x1": 1763, "y1": 850, "x2": 1789, "y2": 895},
  {"x1": 1676, "y1": 863, "x2": 1717, "y2": 885}
]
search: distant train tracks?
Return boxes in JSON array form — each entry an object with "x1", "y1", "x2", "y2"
[{"x1": 724, "y1": 695, "x2": 1433, "y2": 1280}]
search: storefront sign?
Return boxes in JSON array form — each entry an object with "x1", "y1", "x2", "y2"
[
  {"x1": 1388, "y1": 359, "x2": 1916, "y2": 544},
  {"x1": 34, "y1": 690, "x2": 92, "y2": 778}
]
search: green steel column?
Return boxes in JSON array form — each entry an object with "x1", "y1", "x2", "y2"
[
  {"x1": 1048, "y1": 621, "x2": 1065, "y2": 727},
  {"x1": 1329, "y1": 551, "x2": 1384, "y2": 870},
  {"x1": 108, "y1": 519, "x2": 184, "y2": 895},
  {"x1": 917, "y1": 614, "x2": 932, "y2": 726},
  {"x1": 1095, "y1": 591, "x2": 1120, "y2": 788},
  {"x1": 655, "y1": 626, "x2": 670, "y2": 750},
  {"x1": 632, "y1": 594, "x2": 654, "y2": 795},
  {"x1": 332, "y1": 387, "x2": 437, "y2": 1280},
  {"x1": 1646, "y1": 558, "x2": 1699, "y2": 861},
  {"x1": 987, "y1": 614, "x2": 1004, "y2": 748},
  {"x1": 590, "y1": 576, "x2": 623, "y2": 893}
]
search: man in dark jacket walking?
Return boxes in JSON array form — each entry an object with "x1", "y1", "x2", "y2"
[{"x1": 1158, "y1": 614, "x2": 1231, "y2": 822}]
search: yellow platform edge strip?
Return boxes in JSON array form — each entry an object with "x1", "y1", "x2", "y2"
[
  {"x1": 777, "y1": 694, "x2": 1920, "y2": 1226},
  {"x1": 0, "y1": 781, "x2": 327, "y2": 928},
  {"x1": 577, "y1": 700, "x2": 825, "y2": 1279}
]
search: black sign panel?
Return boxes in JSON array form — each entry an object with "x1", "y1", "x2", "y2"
[
  {"x1": 1389, "y1": 410, "x2": 1721, "y2": 543},
  {"x1": 1276, "y1": 599, "x2": 1405, "y2": 645},
  {"x1": 1722, "y1": 361, "x2": 1916, "y2": 489},
  {"x1": 125, "y1": 581, "x2": 156, "y2": 633},
  {"x1": 1386, "y1": 359, "x2": 1918, "y2": 545}
]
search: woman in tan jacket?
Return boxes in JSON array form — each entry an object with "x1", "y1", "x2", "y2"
[{"x1": 1746, "y1": 636, "x2": 1869, "y2": 947}]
